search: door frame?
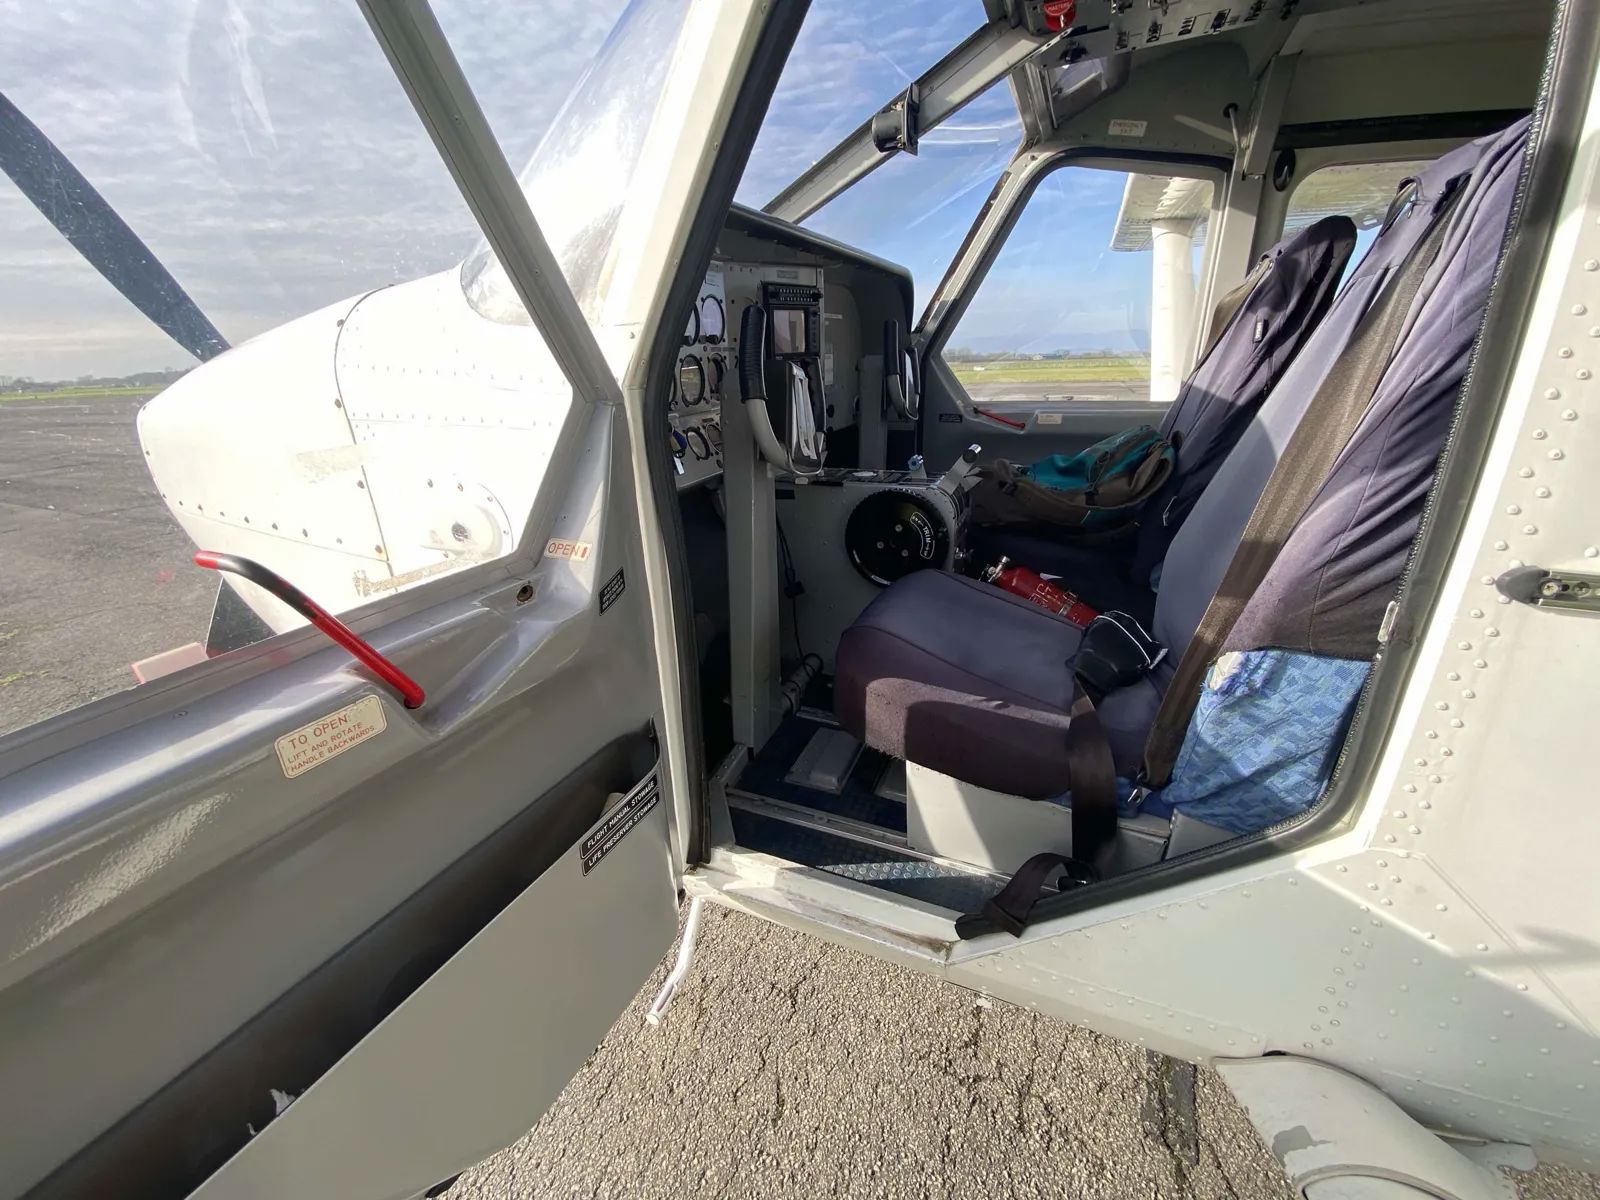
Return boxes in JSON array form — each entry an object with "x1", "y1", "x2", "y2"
[{"x1": 0, "y1": 1, "x2": 807, "y2": 1195}]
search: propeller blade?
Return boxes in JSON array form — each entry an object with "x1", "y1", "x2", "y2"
[{"x1": 0, "y1": 89, "x2": 229, "y2": 362}]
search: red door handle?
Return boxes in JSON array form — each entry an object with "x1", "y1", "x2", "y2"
[
  {"x1": 195, "y1": 551, "x2": 426, "y2": 709},
  {"x1": 972, "y1": 406, "x2": 1027, "y2": 430}
]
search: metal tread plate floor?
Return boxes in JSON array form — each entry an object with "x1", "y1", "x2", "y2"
[{"x1": 728, "y1": 806, "x2": 1002, "y2": 914}]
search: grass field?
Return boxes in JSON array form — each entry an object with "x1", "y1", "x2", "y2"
[
  {"x1": 949, "y1": 355, "x2": 1150, "y2": 385},
  {"x1": 0, "y1": 385, "x2": 156, "y2": 403}
]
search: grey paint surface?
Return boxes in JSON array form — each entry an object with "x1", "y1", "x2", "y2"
[
  {"x1": 0, "y1": 387, "x2": 673, "y2": 1194},
  {"x1": 454, "y1": 909, "x2": 1600, "y2": 1200}
]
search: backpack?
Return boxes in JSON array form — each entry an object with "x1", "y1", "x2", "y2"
[{"x1": 968, "y1": 425, "x2": 1175, "y2": 530}]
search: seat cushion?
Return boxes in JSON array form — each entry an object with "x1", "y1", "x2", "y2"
[{"x1": 835, "y1": 570, "x2": 1087, "y2": 798}]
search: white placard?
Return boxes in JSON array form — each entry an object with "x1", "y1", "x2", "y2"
[{"x1": 276, "y1": 696, "x2": 388, "y2": 779}]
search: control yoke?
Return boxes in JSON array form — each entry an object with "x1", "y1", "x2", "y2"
[
  {"x1": 883, "y1": 319, "x2": 919, "y2": 421},
  {"x1": 739, "y1": 302, "x2": 824, "y2": 475}
]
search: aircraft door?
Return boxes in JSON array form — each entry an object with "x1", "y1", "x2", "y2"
[{"x1": 0, "y1": 0, "x2": 776, "y2": 1195}]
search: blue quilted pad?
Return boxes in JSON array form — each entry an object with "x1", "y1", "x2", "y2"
[{"x1": 1158, "y1": 649, "x2": 1370, "y2": 834}]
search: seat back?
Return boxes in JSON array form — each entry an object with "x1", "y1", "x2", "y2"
[
  {"x1": 1149, "y1": 118, "x2": 1531, "y2": 680},
  {"x1": 1131, "y1": 214, "x2": 1358, "y2": 579}
]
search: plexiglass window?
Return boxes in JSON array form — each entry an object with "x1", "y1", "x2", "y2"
[
  {"x1": 0, "y1": 1, "x2": 634, "y2": 738},
  {"x1": 945, "y1": 165, "x2": 1217, "y2": 407},
  {"x1": 734, "y1": 0, "x2": 1012, "y2": 317}
]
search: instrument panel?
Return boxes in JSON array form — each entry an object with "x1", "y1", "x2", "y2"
[
  {"x1": 1015, "y1": 0, "x2": 1274, "y2": 52},
  {"x1": 668, "y1": 260, "x2": 831, "y2": 490},
  {"x1": 671, "y1": 266, "x2": 729, "y2": 490}
]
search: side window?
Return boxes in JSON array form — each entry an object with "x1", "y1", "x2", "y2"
[
  {"x1": 1283, "y1": 158, "x2": 1435, "y2": 286},
  {"x1": 945, "y1": 165, "x2": 1217, "y2": 408},
  {"x1": 0, "y1": 2, "x2": 640, "y2": 740}
]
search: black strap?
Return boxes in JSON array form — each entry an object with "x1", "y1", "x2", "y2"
[
  {"x1": 1141, "y1": 185, "x2": 1464, "y2": 787},
  {"x1": 973, "y1": 686, "x2": 1118, "y2": 938},
  {"x1": 981, "y1": 852, "x2": 1097, "y2": 936},
  {"x1": 1066, "y1": 689, "x2": 1118, "y2": 867}
]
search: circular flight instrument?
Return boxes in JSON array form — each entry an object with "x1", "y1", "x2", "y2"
[
  {"x1": 698, "y1": 294, "x2": 725, "y2": 344},
  {"x1": 844, "y1": 491, "x2": 949, "y2": 587},
  {"x1": 678, "y1": 354, "x2": 706, "y2": 407},
  {"x1": 683, "y1": 306, "x2": 700, "y2": 347},
  {"x1": 708, "y1": 354, "x2": 726, "y2": 400}
]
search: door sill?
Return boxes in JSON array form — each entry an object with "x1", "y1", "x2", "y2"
[{"x1": 686, "y1": 845, "x2": 961, "y2": 963}]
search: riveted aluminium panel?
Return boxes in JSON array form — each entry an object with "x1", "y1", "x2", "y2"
[{"x1": 335, "y1": 270, "x2": 572, "y2": 586}]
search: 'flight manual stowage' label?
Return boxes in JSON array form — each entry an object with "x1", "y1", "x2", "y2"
[
  {"x1": 275, "y1": 696, "x2": 387, "y2": 779},
  {"x1": 581, "y1": 770, "x2": 660, "y2": 875}
]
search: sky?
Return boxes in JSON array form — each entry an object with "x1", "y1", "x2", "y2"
[{"x1": 0, "y1": 0, "x2": 1169, "y2": 380}]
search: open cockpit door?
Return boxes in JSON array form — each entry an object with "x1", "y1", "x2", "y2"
[{"x1": 0, "y1": 1, "x2": 784, "y2": 1195}]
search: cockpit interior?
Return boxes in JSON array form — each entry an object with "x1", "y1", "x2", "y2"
[{"x1": 670, "y1": 0, "x2": 1559, "y2": 935}]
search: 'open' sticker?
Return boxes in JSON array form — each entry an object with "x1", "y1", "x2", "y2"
[
  {"x1": 544, "y1": 538, "x2": 593, "y2": 561},
  {"x1": 276, "y1": 696, "x2": 387, "y2": 779}
]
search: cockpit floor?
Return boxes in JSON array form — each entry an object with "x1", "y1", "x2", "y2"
[{"x1": 737, "y1": 707, "x2": 906, "y2": 833}]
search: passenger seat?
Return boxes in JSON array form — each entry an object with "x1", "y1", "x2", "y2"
[
  {"x1": 968, "y1": 212, "x2": 1359, "y2": 614},
  {"x1": 835, "y1": 118, "x2": 1529, "y2": 834}
]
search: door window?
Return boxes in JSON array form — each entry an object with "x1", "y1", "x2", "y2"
[
  {"x1": 944, "y1": 164, "x2": 1217, "y2": 407},
  {"x1": 0, "y1": 1, "x2": 638, "y2": 738}
]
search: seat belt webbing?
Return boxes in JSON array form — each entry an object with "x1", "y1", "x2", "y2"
[
  {"x1": 973, "y1": 686, "x2": 1116, "y2": 938},
  {"x1": 1140, "y1": 187, "x2": 1464, "y2": 787},
  {"x1": 1065, "y1": 688, "x2": 1118, "y2": 867}
]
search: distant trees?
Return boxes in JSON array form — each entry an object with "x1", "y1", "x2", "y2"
[
  {"x1": 0, "y1": 368, "x2": 190, "y2": 395},
  {"x1": 943, "y1": 346, "x2": 1150, "y2": 363}
]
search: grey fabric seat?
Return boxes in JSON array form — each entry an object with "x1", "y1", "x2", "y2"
[
  {"x1": 833, "y1": 571, "x2": 1157, "y2": 796},
  {"x1": 834, "y1": 118, "x2": 1528, "y2": 803}
]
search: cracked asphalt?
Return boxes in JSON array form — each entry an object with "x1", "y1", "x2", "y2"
[{"x1": 454, "y1": 908, "x2": 1600, "y2": 1200}]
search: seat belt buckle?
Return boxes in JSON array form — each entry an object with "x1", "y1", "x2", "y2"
[{"x1": 1124, "y1": 785, "x2": 1152, "y2": 814}]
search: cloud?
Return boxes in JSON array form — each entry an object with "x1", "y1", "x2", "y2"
[
  {"x1": 0, "y1": 0, "x2": 623, "y2": 377},
  {"x1": 735, "y1": 1, "x2": 984, "y2": 209},
  {"x1": 0, "y1": 0, "x2": 997, "y2": 378}
]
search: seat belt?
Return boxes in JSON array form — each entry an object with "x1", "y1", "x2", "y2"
[
  {"x1": 1065, "y1": 688, "x2": 1118, "y2": 864},
  {"x1": 976, "y1": 686, "x2": 1117, "y2": 937},
  {"x1": 1141, "y1": 184, "x2": 1464, "y2": 787}
]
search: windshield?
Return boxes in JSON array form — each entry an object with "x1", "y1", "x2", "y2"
[
  {"x1": 461, "y1": 0, "x2": 691, "y2": 324},
  {"x1": 801, "y1": 84, "x2": 1021, "y2": 317},
  {"x1": 735, "y1": 2, "x2": 984, "y2": 206},
  {"x1": 733, "y1": 0, "x2": 1009, "y2": 317}
]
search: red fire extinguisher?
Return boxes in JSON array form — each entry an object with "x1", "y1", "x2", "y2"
[
  {"x1": 1040, "y1": 0, "x2": 1077, "y2": 33},
  {"x1": 983, "y1": 556, "x2": 1099, "y2": 628}
]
